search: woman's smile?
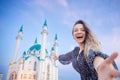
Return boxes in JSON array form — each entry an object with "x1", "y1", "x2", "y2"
[{"x1": 73, "y1": 24, "x2": 86, "y2": 44}]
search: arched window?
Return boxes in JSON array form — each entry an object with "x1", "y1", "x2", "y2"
[
  {"x1": 46, "y1": 64, "x2": 50, "y2": 80},
  {"x1": 21, "y1": 74, "x2": 27, "y2": 79},
  {"x1": 34, "y1": 61, "x2": 37, "y2": 71},
  {"x1": 9, "y1": 71, "x2": 17, "y2": 80},
  {"x1": 39, "y1": 51, "x2": 41, "y2": 54},
  {"x1": 29, "y1": 74, "x2": 32, "y2": 79},
  {"x1": 34, "y1": 50, "x2": 36, "y2": 53},
  {"x1": 34, "y1": 74, "x2": 36, "y2": 79}
]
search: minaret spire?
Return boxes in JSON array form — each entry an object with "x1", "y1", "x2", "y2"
[
  {"x1": 54, "y1": 34, "x2": 58, "y2": 54},
  {"x1": 34, "y1": 37, "x2": 38, "y2": 44},
  {"x1": 51, "y1": 34, "x2": 58, "y2": 62},
  {"x1": 10, "y1": 25, "x2": 23, "y2": 64},
  {"x1": 41, "y1": 20, "x2": 48, "y2": 59},
  {"x1": 43, "y1": 19, "x2": 47, "y2": 26},
  {"x1": 19, "y1": 25, "x2": 23, "y2": 32}
]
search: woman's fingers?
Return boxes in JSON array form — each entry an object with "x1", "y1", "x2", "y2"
[
  {"x1": 105, "y1": 52, "x2": 118, "y2": 64},
  {"x1": 111, "y1": 69, "x2": 120, "y2": 78},
  {"x1": 53, "y1": 54, "x2": 58, "y2": 61},
  {"x1": 98, "y1": 52, "x2": 120, "y2": 79},
  {"x1": 104, "y1": 52, "x2": 120, "y2": 78}
]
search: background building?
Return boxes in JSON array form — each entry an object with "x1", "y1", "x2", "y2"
[
  {"x1": 0, "y1": 73, "x2": 3, "y2": 80},
  {"x1": 7, "y1": 20, "x2": 58, "y2": 80}
]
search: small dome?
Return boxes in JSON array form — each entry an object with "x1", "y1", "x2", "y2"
[{"x1": 29, "y1": 44, "x2": 41, "y2": 51}]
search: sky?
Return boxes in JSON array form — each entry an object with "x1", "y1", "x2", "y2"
[{"x1": 0, "y1": 0, "x2": 120, "y2": 80}]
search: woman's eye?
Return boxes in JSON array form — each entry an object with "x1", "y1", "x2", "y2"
[
  {"x1": 74, "y1": 29, "x2": 86, "y2": 32},
  {"x1": 82, "y1": 30, "x2": 86, "y2": 31},
  {"x1": 74, "y1": 29, "x2": 78, "y2": 32}
]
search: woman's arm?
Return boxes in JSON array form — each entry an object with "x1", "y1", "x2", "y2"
[
  {"x1": 93, "y1": 52, "x2": 120, "y2": 80},
  {"x1": 58, "y1": 50, "x2": 73, "y2": 65},
  {"x1": 54, "y1": 48, "x2": 75, "y2": 65}
]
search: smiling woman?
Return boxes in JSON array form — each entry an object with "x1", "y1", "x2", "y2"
[{"x1": 54, "y1": 20, "x2": 120, "y2": 80}]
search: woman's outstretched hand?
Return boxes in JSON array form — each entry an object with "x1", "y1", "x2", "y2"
[
  {"x1": 97, "y1": 52, "x2": 120, "y2": 80},
  {"x1": 53, "y1": 53, "x2": 58, "y2": 61}
]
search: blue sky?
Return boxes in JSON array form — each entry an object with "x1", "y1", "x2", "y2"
[{"x1": 0, "y1": 0, "x2": 120, "y2": 80}]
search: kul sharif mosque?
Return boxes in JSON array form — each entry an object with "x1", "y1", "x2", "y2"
[{"x1": 7, "y1": 20, "x2": 59, "y2": 80}]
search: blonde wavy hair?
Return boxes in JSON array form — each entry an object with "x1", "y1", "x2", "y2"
[{"x1": 72, "y1": 20, "x2": 101, "y2": 60}]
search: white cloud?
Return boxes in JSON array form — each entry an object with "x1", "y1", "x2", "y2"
[
  {"x1": 23, "y1": 0, "x2": 54, "y2": 11},
  {"x1": 62, "y1": 10, "x2": 79, "y2": 28},
  {"x1": 101, "y1": 27, "x2": 120, "y2": 53},
  {"x1": 100, "y1": 27, "x2": 120, "y2": 69},
  {"x1": 109, "y1": 12, "x2": 120, "y2": 26},
  {"x1": 57, "y1": 0, "x2": 68, "y2": 8}
]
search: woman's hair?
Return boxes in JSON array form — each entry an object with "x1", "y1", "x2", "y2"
[{"x1": 72, "y1": 20, "x2": 101, "y2": 60}]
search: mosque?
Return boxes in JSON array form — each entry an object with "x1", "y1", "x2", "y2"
[{"x1": 6, "y1": 20, "x2": 58, "y2": 80}]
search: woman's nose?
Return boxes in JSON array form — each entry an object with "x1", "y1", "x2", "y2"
[{"x1": 77, "y1": 30, "x2": 82, "y2": 33}]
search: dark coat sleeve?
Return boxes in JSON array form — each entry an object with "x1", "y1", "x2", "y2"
[
  {"x1": 87, "y1": 50, "x2": 118, "y2": 79},
  {"x1": 58, "y1": 49, "x2": 74, "y2": 65},
  {"x1": 88, "y1": 50, "x2": 118, "y2": 70}
]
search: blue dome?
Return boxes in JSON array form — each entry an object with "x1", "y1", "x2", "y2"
[{"x1": 29, "y1": 44, "x2": 41, "y2": 51}]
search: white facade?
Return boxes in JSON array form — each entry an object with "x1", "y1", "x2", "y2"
[
  {"x1": 7, "y1": 20, "x2": 58, "y2": 80},
  {"x1": 0, "y1": 73, "x2": 3, "y2": 80}
]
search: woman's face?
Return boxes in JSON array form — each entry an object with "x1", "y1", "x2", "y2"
[{"x1": 73, "y1": 23, "x2": 86, "y2": 44}]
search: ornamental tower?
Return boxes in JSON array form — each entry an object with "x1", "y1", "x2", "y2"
[
  {"x1": 10, "y1": 25, "x2": 23, "y2": 64},
  {"x1": 41, "y1": 20, "x2": 48, "y2": 59},
  {"x1": 54, "y1": 34, "x2": 58, "y2": 55},
  {"x1": 50, "y1": 34, "x2": 58, "y2": 62}
]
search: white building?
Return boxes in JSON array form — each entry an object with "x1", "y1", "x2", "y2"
[
  {"x1": 0, "y1": 73, "x2": 3, "y2": 80},
  {"x1": 7, "y1": 20, "x2": 58, "y2": 80}
]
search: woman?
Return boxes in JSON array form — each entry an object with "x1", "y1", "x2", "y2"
[{"x1": 54, "y1": 20, "x2": 120, "y2": 80}]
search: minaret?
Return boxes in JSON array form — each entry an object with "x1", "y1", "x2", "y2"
[
  {"x1": 51, "y1": 34, "x2": 58, "y2": 62},
  {"x1": 50, "y1": 46, "x2": 55, "y2": 62},
  {"x1": 54, "y1": 34, "x2": 58, "y2": 54},
  {"x1": 10, "y1": 25, "x2": 23, "y2": 64},
  {"x1": 34, "y1": 37, "x2": 38, "y2": 44},
  {"x1": 41, "y1": 20, "x2": 48, "y2": 59}
]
